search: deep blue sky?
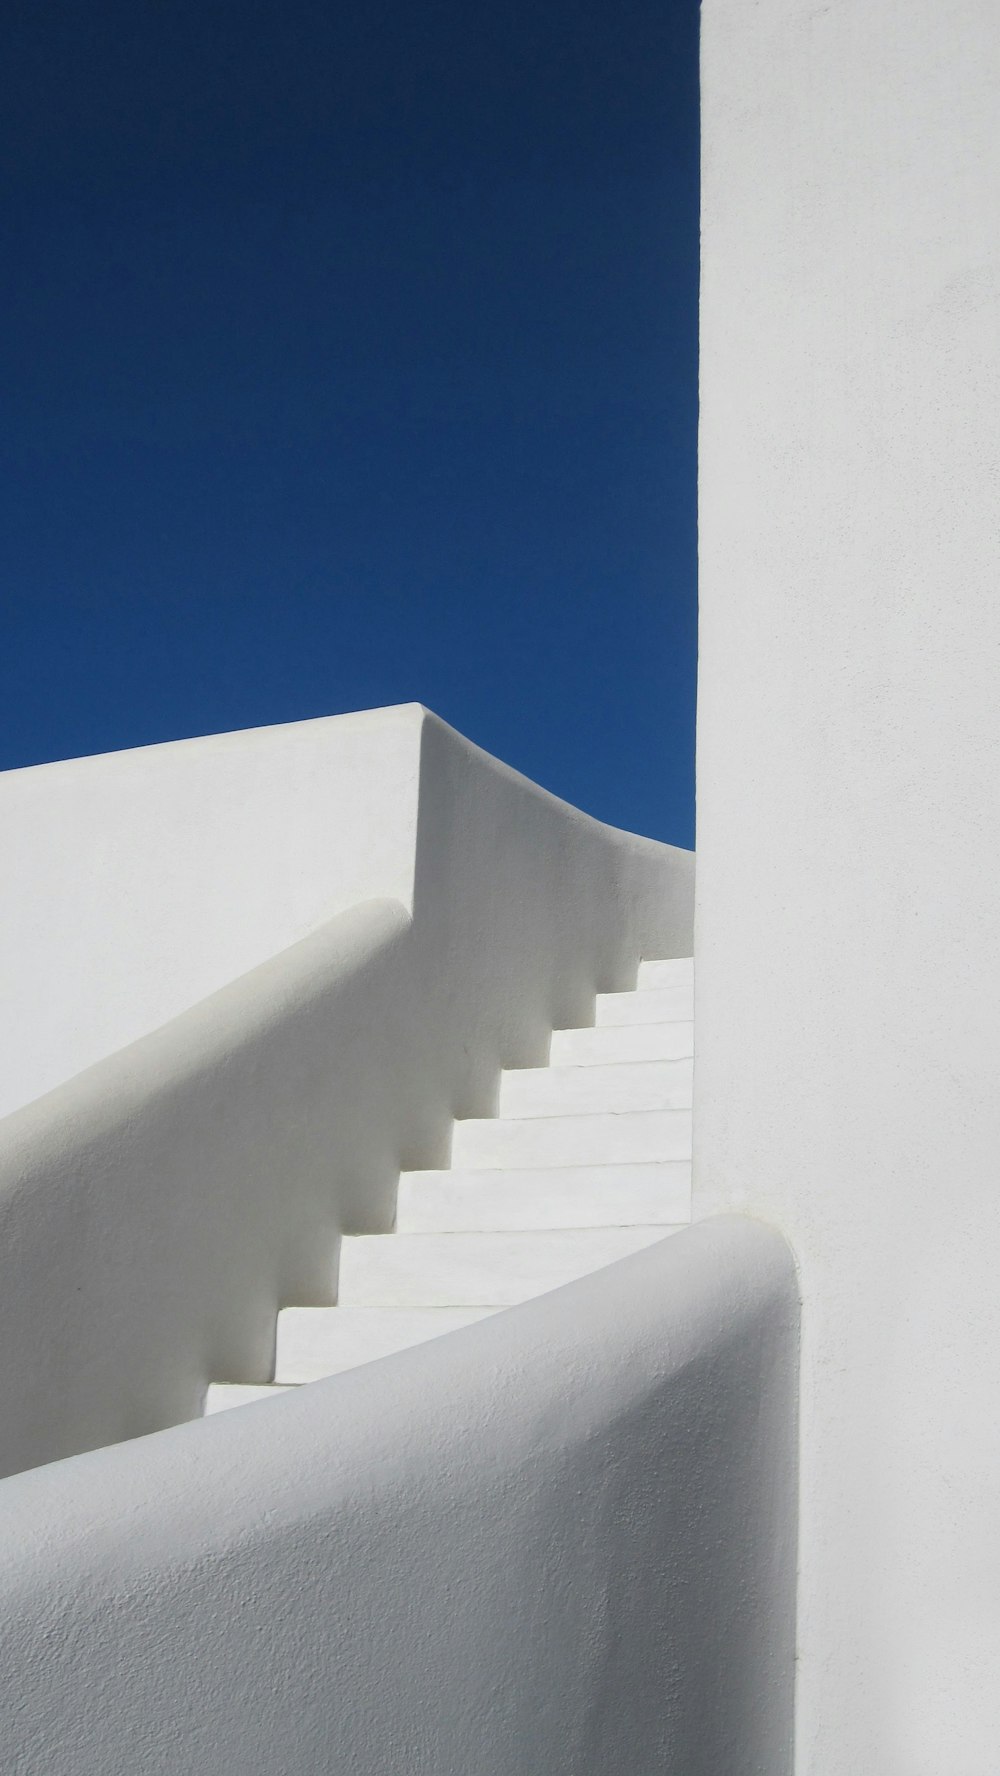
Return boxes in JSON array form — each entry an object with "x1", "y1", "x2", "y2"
[{"x1": 0, "y1": 0, "x2": 699, "y2": 845}]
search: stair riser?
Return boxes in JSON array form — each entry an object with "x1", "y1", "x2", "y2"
[
  {"x1": 396, "y1": 1161, "x2": 691, "y2": 1232},
  {"x1": 337, "y1": 1227, "x2": 680, "y2": 1307},
  {"x1": 499, "y1": 1058, "x2": 692, "y2": 1119},
  {"x1": 549, "y1": 1021, "x2": 693, "y2": 1067},
  {"x1": 205, "y1": 957, "x2": 698, "y2": 1414},
  {"x1": 451, "y1": 1109, "x2": 691, "y2": 1170},
  {"x1": 204, "y1": 1383, "x2": 291, "y2": 1414},
  {"x1": 636, "y1": 957, "x2": 694, "y2": 991},
  {"x1": 276, "y1": 1305, "x2": 495, "y2": 1382},
  {"x1": 596, "y1": 985, "x2": 693, "y2": 1026}
]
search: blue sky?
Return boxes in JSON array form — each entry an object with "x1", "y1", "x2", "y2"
[{"x1": 0, "y1": 0, "x2": 699, "y2": 846}]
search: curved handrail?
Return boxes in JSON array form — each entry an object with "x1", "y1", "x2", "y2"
[{"x1": 0, "y1": 708, "x2": 694, "y2": 1480}]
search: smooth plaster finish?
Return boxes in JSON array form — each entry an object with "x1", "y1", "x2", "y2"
[
  {"x1": 498, "y1": 1055, "x2": 694, "y2": 1116},
  {"x1": 336, "y1": 1225, "x2": 680, "y2": 1306},
  {"x1": 275, "y1": 1304, "x2": 494, "y2": 1380},
  {"x1": 549, "y1": 1017, "x2": 694, "y2": 1065},
  {"x1": 0, "y1": 704, "x2": 422, "y2": 1118},
  {"x1": 596, "y1": 983, "x2": 692, "y2": 1024},
  {"x1": 395, "y1": 1161, "x2": 692, "y2": 1229},
  {"x1": 451, "y1": 1106, "x2": 692, "y2": 1168},
  {"x1": 0, "y1": 707, "x2": 692, "y2": 1479},
  {"x1": 0, "y1": 1218, "x2": 799, "y2": 1776},
  {"x1": 636, "y1": 957, "x2": 694, "y2": 990},
  {"x1": 698, "y1": 4, "x2": 1000, "y2": 1770}
]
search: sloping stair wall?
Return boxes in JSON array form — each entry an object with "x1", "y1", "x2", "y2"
[{"x1": 207, "y1": 957, "x2": 694, "y2": 1410}]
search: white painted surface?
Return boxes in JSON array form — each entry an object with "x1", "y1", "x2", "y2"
[
  {"x1": 207, "y1": 967, "x2": 695, "y2": 1407},
  {"x1": 276, "y1": 1304, "x2": 494, "y2": 1381},
  {"x1": 498, "y1": 1056, "x2": 692, "y2": 1117},
  {"x1": 204, "y1": 1383, "x2": 291, "y2": 1411},
  {"x1": 396, "y1": 1162, "x2": 692, "y2": 1231},
  {"x1": 452, "y1": 1106, "x2": 692, "y2": 1168},
  {"x1": 0, "y1": 1219, "x2": 799, "y2": 1775},
  {"x1": 202, "y1": 975, "x2": 693, "y2": 1404},
  {"x1": 337, "y1": 1226, "x2": 677, "y2": 1306},
  {"x1": 595, "y1": 983, "x2": 692, "y2": 1025},
  {"x1": 0, "y1": 708, "x2": 692, "y2": 1479},
  {"x1": 549, "y1": 1018, "x2": 693, "y2": 1066},
  {"x1": 699, "y1": 5, "x2": 1000, "y2": 1770},
  {"x1": 636, "y1": 956, "x2": 694, "y2": 990},
  {"x1": 0, "y1": 705, "x2": 422, "y2": 1118}
]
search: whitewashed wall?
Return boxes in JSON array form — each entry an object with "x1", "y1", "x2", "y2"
[
  {"x1": 0, "y1": 1219, "x2": 798, "y2": 1776},
  {"x1": 0, "y1": 705, "x2": 422, "y2": 1119},
  {"x1": 697, "y1": 4, "x2": 1000, "y2": 1772},
  {"x1": 0, "y1": 707, "x2": 786, "y2": 1776},
  {"x1": 0, "y1": 707, "x2": 692, "y2": 1478}
]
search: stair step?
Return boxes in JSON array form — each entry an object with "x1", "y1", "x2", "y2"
[
  {"x1": 596, "y1": 984, "x2": 693, "y2": 1026},
  {"x1": 337, "y1": 1227, "x2": 679, "y2": 1307},
  {"x1": 396, "y1": 1161, "x2": 691, "y2": 1232},
  {"x1": 275, "y1": 1305, "x2": 494, "y2": 1382},
  {"x1": 451, "y1": 1107, "x2": 691, "y2": 1170},
  {"x1": 499, "y1": 1057, "x2": 691, "y2": 1119},
  {"x1": 204, "y1": 1382, "x2": 292, "y2": 1415},
  {"x1": 637, "y1": 956, "x2": 694, "y2": 990},
  {"x1": 549, "y1": 1019, "x2": 693, "y2": 1067}
]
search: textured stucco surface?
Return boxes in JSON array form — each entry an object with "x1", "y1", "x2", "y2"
[
  {"x1": 0, "y1": 708, "x2": 692, "y2": 1478},
  {"x1": 697, "y1": 4, "x2": 1000, "y2": 1771},
  {"x1": 0, "y1": 1218, "x2": 799, "y2": 1776}
]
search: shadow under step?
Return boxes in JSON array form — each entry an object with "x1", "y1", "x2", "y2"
[{"x1": 549, "y1": 1018, "x2": 693, "y2": 1067}]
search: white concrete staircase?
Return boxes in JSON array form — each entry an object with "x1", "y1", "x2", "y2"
[{"x1": 205, "y1": 955, "x2": 694, "y2": 1413}]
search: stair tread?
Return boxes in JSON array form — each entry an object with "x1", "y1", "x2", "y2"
[
  {"x1": 595, "y1": 984, "x2": 693, "y2": 1027},
  {"x1": 396, "y1": 1161, "x2": 690, "y2": 1231},
  {"x1": 276, "y1": 1304, "x2": 495, "y2": 1382}
]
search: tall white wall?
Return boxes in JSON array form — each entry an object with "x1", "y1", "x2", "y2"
[
  {"x1": 697, "y1": 5, "x2": 1000, "y2": 1772},
  {"x1": 0, "y1": 705, "x2": 422, "y2": 1118}
]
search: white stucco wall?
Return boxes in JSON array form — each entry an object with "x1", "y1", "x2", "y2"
[
  {"x1": 0, "y1": 1218, "x2": 799, "y2": 1776},
  {"x1": 0, "y1": 707, "x2": 692, "y2": 1478},
  {"x1": 697, "y1": 5, "x2": 1000, "y2": 1772},
  {"x1": 0, "y1": 705, "x2": 422, "y2": 1119}
]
